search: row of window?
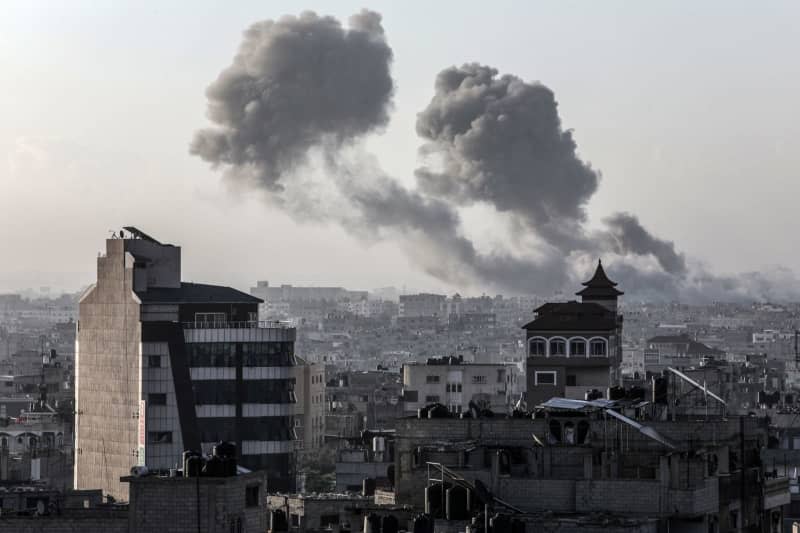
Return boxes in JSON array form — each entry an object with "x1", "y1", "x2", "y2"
[
  {"x1": 192, "y1": 380, "x2": 295, "y2": 405},
  {"x1": 197, "y1": 418, "x2": 294, "y2": 442},
  {"x1": 426, "y1": 375, "x2": 489, "y2": 384},
  {"x1": 184, "y1": 342, "x2": 294, "y2": 368},
  {"x1": 529, "y1": 337, "x2": 607, "y2": 357}
]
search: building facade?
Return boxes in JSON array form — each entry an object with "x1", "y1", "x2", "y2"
[
  {"x1": 397, "y1": 294, "x2": 446, "y2": 319},
  {"x1": 293, "y1": 358, "x2": 326, "y2": 452},
  {"x1": 524, "y1": 261, "x2": 623, "y2": 406},
  {"x1": 75, "y1": 229, "x2": 296, "y2": 499},
  {"x1": 402, "y1": 357, "x2": 515, "y2": 416}
]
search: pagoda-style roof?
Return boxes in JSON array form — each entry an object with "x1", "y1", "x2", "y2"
[{"x1": 576, "y1": 260, "x2": 624, "y2": 298}]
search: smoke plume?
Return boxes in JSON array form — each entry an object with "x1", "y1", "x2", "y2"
[
  {"x1": 191, "y1": 10, "x2": 793, "y2": 301},
  {"x1": 190, "y1": 10, "x2": 393, "y2": 190}
]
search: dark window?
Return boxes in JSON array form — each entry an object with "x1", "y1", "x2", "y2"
[
  {"x1": 471, "y1": 376, "x2": 486, "y2": 384},
  {"x1": 241, "y1": 342, "x2": 294, "y2": 366},
  {"x1": 590, "y1": 340, "x2": 607, "y2": 356},
  {"x1": 245, "y1": 484, "x2": 260, "y2": 507},
  {"x1": 550, "y1": 339, "x2": 566, "y2": 356},
  {"x1": 148, "y1": 393, "x2": 167, "y2": 406},
  {"x1": 457, "y1": 384, "x2": 462, "y2": 392},
  {"x1": 321, "y1": 515, "x2": 340, "y2": 527},
  {"x1": 148, "y1": 431, "x2": 172, "y2": 444},
  {"x1": 148, "y1": 355, "x2": 161, "y2": 368},
  {"x1": 425, "y1": 395, "x2": 440, "y2": 403},
  {"x1": 569, "y1": 340, "x2": 586, "y2": 356},
  {"x1": 535, "y1": 372, "x2": 556, "y2": 386},
  {"x1": 426, "y1": 375, "x2": 440, "y2": 384},
  {"x1": 529, "y1": 339, "x2": 546, "y2": 356},
  {"x1": 239, "y1": 380, "x2": 294, "y2": 404},
  {"x1": 187, "y1": 343, "x2": 236, "y2": 368},
  {"x1": 566, "y1": 375, "x2": 577, "y2": 387}
]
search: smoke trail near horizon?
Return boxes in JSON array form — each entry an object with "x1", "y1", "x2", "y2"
[{"x1": 190, "y1": 9, "x2": 796, "y2": 302}]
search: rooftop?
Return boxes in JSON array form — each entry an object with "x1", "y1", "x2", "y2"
[
  {"x1": 523, "y1": 301, "x2": 617, "y2": 331},
  {"x1": 136, "y1": 282, "x2": 262, "y2": 305},
  {"x1": 576, "y1": 260, "x2": 624, "y2": 298}
]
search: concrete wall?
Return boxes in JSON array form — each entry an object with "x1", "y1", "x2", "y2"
[
  {"x1": 128, "y1": 472, "x2": 267, "y2": 533},
  {"x1": 403, "y1": 363, "x2": 509, "y2": 415},
  {"x1": 0, "y1": 511, "x2": 128, "y2": 533},
  {"x1": 75, "y1": 238, "x2": 142, "y2": 500}
]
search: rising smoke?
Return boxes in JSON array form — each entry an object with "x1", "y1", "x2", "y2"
[{"x1": 191, "y1": 9, "x2": 792, "y2": 301}]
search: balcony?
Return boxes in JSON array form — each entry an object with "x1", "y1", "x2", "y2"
[
  {"x1": 182, "y1": 320, "x2": 291, "y2": 329},
  {"x1": 182, "y1": 321, "x2": 296, "y2": 343}
]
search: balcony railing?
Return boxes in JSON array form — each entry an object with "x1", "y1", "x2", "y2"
[{"x1": 182, "y1": 320, "x2": 292, "y2": 330}]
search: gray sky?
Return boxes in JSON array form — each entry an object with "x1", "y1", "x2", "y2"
[{"x1": 2, "y1": 1, "x2": 799, "y2": 295}]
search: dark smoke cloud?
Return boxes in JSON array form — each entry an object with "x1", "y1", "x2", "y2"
[
  {"x1": 416, "y1": 64, "x2": 597, "y2": 233},
  {"x1": 414, "y1": 63, "x2": 688, "y2": 277},
  {"x1": 603, "y1": 212, "x2": 687, "y2": 276},
  {"x1": 192, "y1": 11, "x2": 795, "y2": 301},
  {"x1": 190, "y1": 10, "x2": 393, "y2": 190}
]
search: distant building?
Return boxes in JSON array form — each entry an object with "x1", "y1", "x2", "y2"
[
  {"x1": 397, "y1": 294, "x2": 446, "y2": 319},
  {"x1": 326, "y1": 371, "x2": 402, "y2": 438},
  {"x1": 294, "y1": 358, "x2": 326, "y2": 452},
  {"x1": 401, "y1": 357, "x2": 516, "y2": 415},
  {"x1": 251, "y1": 282, "x2": 367, "y2": 304},
  {"x1": 523, "y1": 260, "x2": 623, "y2": 406},
  {"x1": 75, "y1": 228, "x2": 296, "y2": 500},
  {"x1": 335, "y1": 429, "x2": 394, "y2": 492},
  {"x1": 644, "y1": 334, "x2": 724, "y2": 371}
]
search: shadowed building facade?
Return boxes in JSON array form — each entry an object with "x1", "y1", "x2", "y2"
[
  {"x1": 524, "y1": 260, "x2": 623, "y2": 406},
  {"x1": 75, "y1": 228, "x2": 295, "y2": 500}
]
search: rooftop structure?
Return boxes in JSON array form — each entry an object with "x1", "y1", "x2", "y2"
[{"x1": 523, "y1": 260, "x2": 623, "y2": 406}]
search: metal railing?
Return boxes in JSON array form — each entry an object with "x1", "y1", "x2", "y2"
[{"x1": 182, "y1": 320, "x2": 292, "y2": 329}]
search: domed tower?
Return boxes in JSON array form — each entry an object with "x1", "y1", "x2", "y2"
[{"x1": 576, "y1": 260, "x2": 624, "y2": 313}]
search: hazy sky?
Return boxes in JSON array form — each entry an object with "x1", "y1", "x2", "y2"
[{"x1": 2, "y1": 1, "x2": 799, "y2": 295}]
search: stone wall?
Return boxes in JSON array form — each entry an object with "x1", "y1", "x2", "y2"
[{"x1": 75, "y1": 238, "x2": 142, "y2": 501}]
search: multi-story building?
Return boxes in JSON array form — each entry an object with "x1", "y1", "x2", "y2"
[
  {"x1": 401, "y1": 357, "x2": 516, "y2": 416},
  {"x1": 398, "y1": 294, "x2": 446, "y2": 319},
  {"x1": 524, "y1": 260, "x2": 623, "y2": 406},
  {"x1": 326, "y1": 371, "x2": 402, "y2": 438},
  {"x1": 293, "y1": 357, "x2": 326, "y2": 452},
  {"x1": 644, "y1": 334, "x2": 724, "y2": 371},
  {"x1": 75, "y1": 228, "x2": 296, "y2": 500},
  {"x1": 250, "y1": 281, "x2": 368, "y2": 304}
]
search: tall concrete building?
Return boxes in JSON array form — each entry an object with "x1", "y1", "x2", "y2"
[
  {"x1": 293, "y1": 357, "x2": 326, "y2": 452},
  {"x1": 523, "y1": 260, "x2": 623, "y2": 406},
  {"x1": 75, "y1": 228, "x2": 296, "y2": 500}
]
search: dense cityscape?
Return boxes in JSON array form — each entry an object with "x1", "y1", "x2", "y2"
[
  {"x1": 5, "y1": 2, "x2": 800, "y2": 532},
  {"x1": 0, "y1": 228, "x2": 797, "y2": 531}
]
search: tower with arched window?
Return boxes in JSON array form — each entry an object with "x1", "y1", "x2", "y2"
[{"x1": 523, "y1": 260, "x2": 623, "y2": 406}]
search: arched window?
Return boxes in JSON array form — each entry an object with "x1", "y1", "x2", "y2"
[
  {"x1": 590, "y1": 339, "x2": 607, "y2": 357},
  {"x1": 577, "y1": 421, "x2": 590, "y2": 444},
  {"x1": 563, "y1": 422, "x2": 576, "y2": 444},
  {"x1": 529, "y1": 338, "x2": 546, "y2": 356},
  {"x1": 548, "y1": 420, "x2": 561, "y2": 444},
  {"x1": 549, "y1": 339, "x2": 566, "y2": 356},
  {"x1": 569, "y1": 339, "x2": 586, "y2": 357}
]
